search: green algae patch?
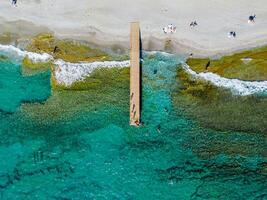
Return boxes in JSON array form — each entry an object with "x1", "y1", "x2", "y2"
[
  {"x1": 26, "y1": 33, "x2": 112, "y2": 62},
  {"x1": 22, "y1": 67, "x2": 129, "y2": 123},
  {"x1": 172, "y1": 67, "x2": 267, "y2": 135},
  {"x1": 21, "y1": 56, "x2": 53, "y2": 76},
  {"x1": 186, "y1": 45, "x2": 267, "y2": 81},
  {"x1": 0, "y1": 55, "x2": 8, "y2": 61},
  {"x1": 26, "y1": 33, "x2": 55, "y2": 53},
  {"x1": 173, "y1": 67, "x2": 267, "y2": 158},
  {"x1": 51, "y1": 67, "x2": 129, "y2": 91},
  {"x1": 184, "y1": 126, "x2": 267, "y2": 159}
]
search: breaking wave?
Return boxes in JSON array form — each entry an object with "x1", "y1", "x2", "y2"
[
  {"x1": 1, "y1": 44, "x2": 267, "y2": 95},
  {"x1": 0, "y1": 44, "x2": 52, "y2": 62},
  {"x1": 0, "y1": 44, "x2": 130, "y2": 86},
  {"x1": 183, "y1": 63, "x2": 267, "y2": 96},
  {"x1": 54, "y1": 60, "x2": 130, "y2": 86}
]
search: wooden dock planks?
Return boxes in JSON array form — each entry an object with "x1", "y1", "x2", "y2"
[{"x1": 130, "y1": 22, "x2": 140, "y2": 126}]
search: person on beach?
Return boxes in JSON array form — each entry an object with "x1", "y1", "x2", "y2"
[
  {"x1": 167, "y1": 24, "x2": 176, "y2": 33},
  {"x1": 228, "y1": 31, "x2": 236, "y2": 38},
  {"x1": 163, "y1": 24, "x2": 176, "y2": 34},
  {"x1": 248, "y1": 15, "x2": 256, "y2": 23},
  {"x1": 190, "y1": 21, "x2": 198, "y2": 28},
  {"x1": 11, "y1": 0, "x2": 17, "y2": 6},
  {"x1": 171, "y1": 26, "x2": 177, "y2": 33},
  {"x1": 163, "y1": 27, "x2": 168, "y2": 34},
  {"x1": 233, "y1": 32, "x2": 236, "y2": 37},
  {"x1": 205, "y1": 60, "x2": 210, "y2": 70},
  {"x1": 53, "y1": 46, "x2": 59, "y2": 54}
]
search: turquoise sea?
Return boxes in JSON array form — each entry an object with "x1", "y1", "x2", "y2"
[{"x1": 0, "y1": 52, "x2": 266, "y2": 199}]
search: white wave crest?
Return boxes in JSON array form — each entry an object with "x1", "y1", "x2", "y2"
[
  {"x1": 54, "y1": 60, "x2": 130, "y2": 86},
  {"x1": 182, "y1": 63, "x2": 267, "y2": 96},
  {"x1": 0, "y1": 44, "x2": 52, "y2": 62}
]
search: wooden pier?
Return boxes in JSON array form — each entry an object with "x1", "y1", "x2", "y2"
[{"x1": 130, "y1": 22, "x2": 141, "y2": 126}]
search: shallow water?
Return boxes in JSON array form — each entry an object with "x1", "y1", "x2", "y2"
[
  {"x1": 0, "y1": 52, "x2": 266, "y2": 199},
  {"x1": 0, "y1": 60, "x2": 50, "y2": 113}
]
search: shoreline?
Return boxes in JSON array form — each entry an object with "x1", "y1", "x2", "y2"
[
  {"x1": 2, "y1": 26, "x2": 267, "y2": 59},
  {"x1": 1, "y1": 43, "x2": 267, "y2": 96},
  {"x1": 1, "y1": 0, "x2": 267, "y2": 57}
]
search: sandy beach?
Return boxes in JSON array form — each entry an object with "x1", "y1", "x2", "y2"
[{"x1": 1, "y1": 0, "x2": 267, "y2": 56}]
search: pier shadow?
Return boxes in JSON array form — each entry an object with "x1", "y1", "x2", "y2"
[{"x1": 139, "y1": 30, "x2": 143, "y2": 121}]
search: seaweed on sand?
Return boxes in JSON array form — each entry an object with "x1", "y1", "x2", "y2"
[{"x1": 26, "y1": 33, "x2": 111, "y2": 62}]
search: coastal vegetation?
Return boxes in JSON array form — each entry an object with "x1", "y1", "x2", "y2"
[
  {"x1": 186, "y1": 45, "x2": 267, "y2": 81},
  {"x1": 172, "y1": 67, "x2": 267, "y2": 134}
]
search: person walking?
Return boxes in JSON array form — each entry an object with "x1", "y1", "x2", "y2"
[{"x1": 248, "y1": 15, "x2": 256, "y2": 23}]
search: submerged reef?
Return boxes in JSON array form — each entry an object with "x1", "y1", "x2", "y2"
[
  {"x1": 0, "y1": 49, "x2": 266, "y2": 199},
  {"x1": 187, "y1": 45, "x2": 267, "y2": 81},
  {"x1": 22, "y1": 67, "x2": 130, "y2": 123},
  {"x1": 21, "y1": 33, "x2": 130, "y2": 88},
  {"x1": 172, "y1": 67, "x2": 267, "y2": 134},
  {"x1": 52, "y1": 67, "x2": 129, "y2": 90},
  {"x1": 0, "y1": 32, "x2": 130, "y2": 113},
  {"x1": 52, "y1": 60, "x2": 130, "y2": 88},
  {"x1": 19, "y1": 33, "x2": 130, "y2": 119},
  {"x1": 22, "y1": 56, "x2": 53, "y2": 76},
  {"x1": 0, "y1": 55, "x2": 8, "y2": 61}
]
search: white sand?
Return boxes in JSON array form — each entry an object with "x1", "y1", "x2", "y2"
[{"x1": 1, "y1": 0, "x2": 267, "y2": 56}]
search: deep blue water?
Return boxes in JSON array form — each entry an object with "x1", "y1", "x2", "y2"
[{"x1": 0, "y1": 53, "x2": 266, "y2": 199}]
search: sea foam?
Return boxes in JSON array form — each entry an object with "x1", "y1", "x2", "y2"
[
  {"x1": 54, "y1": 60, "x2": 130, "y2": 86},
  {"x1": 0, "y1": 44, "x2": 52, "y2": 62},
  {"x1": 1, "y1": 44, "x2": 267, "y2": 95},
  {"x1": 183, "y1": 63, "x2": 267, "y2": 96}
]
